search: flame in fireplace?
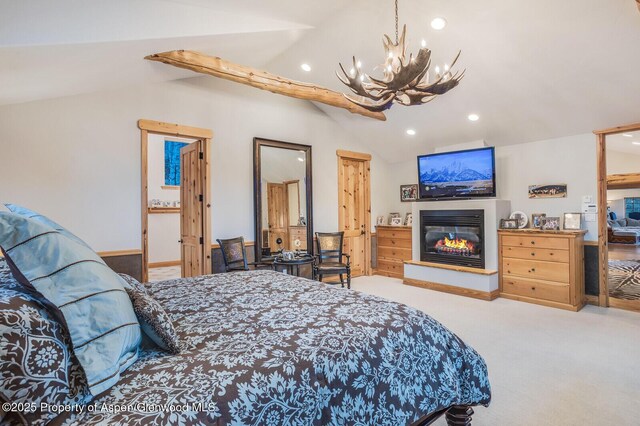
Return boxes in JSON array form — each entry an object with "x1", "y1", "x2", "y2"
[
  {"x1": 442, "y1": 236, "x2": 474, "y2": 251},
  {"x1": 434, "y1": 235, "x2": 476, "y2": 255}
]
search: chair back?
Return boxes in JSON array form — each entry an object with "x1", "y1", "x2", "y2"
[
  {"x1": 315, "y1": 232, "x2": 344, "y2": 264},
  {"x1": 216, "y1": 237, "x2": 248, "y2": 271}
]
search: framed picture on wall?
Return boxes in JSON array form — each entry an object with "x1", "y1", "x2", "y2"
[
  {"x1": 400, "y1": 184, "x2": 418, "y2": 202},
  {"x1": 528, "y1": 184, "x2": 567, "y2": 198}
]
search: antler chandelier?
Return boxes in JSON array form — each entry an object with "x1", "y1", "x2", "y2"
[{"x1": 337, "y1": 0, "x2": 464, "y2": 112}]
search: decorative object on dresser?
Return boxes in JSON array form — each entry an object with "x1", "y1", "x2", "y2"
[
  {"x1": 499, "y1": 229, "x2": 587, "y2": 311},
  {"x1": 376, "y1": 215, "x2": 385, "y2": 226},
  {"x1": 404, "y1": 212, "x2": 413, "y2": 226},
  {"x1": 531, "y1": 213, "x2": 546, "y2": 229},
  {"x1": 563, "y1": 213, "x2": 583, "y2": 230},
  {"x1": 540, "y1": 217, "x2": 560, "y2": 230},
  {"x1": 528, "y1": 184, "x2": 567, "y2": 198},
  {"x1": 390, "y1": 216, "x2": 403, "y2": 226},
  {"x1": 500, "y1": 218, "x2": 518, "y2": 229},
  {"x1": 388, "y1": 212, "x2": 401, "y2": 225},
  {"x1": 509, "y1": 211, "x2": 528, "y2": 228},
  {"x1": 400, "y1": 184, "x2": 418, "y2": 202},
  {"x1": 376, "y1": 225, "x2": 412, "y2": 279}
]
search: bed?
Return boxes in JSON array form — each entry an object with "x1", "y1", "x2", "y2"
[{"x1": 2, "y1": 263, "x2": 491, "y2": 425}]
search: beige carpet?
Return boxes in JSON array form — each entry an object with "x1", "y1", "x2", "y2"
[{"x1": 350, "y1": 275, "x2": 640, "y2": 426}]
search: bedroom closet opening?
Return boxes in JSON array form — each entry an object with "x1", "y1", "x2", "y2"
[
  {"x1": 604, "y1": 129, "x2": 640, "y2": 312},
  {"x1": 138, "y1": 120, "x2": 212, "y2": 283}
]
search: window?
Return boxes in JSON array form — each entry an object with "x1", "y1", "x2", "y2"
[
  {"x1": 624, "y1": 197, "x2": 640, "y2": 218},
  {"x1": 164, "y1": 140, "x2": 189, "y2": 186}
]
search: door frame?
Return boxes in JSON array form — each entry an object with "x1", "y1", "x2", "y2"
[
  {"x1": 138, "y1": 119, "x2": 213, "y2": 282},
  {"x1": 594, "y1": 121, "x2": 640, "y2": 307},
  {"x1": 337, "y1": 149, "x2": 372, "y2": 276}
]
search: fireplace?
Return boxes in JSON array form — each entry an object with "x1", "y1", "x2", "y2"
[{"x1": 420, "y1": 209, "x2": 485, "y2": 269}]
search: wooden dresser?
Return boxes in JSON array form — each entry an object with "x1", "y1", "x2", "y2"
[
  {"x1": 498, "y1": 229, "x2": 587, "y2": 311},
  {"x1": 376, "y1": 226, "x2": 412, "y2": 278}
]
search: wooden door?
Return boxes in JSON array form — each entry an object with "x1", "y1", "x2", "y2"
[
  {"x1": 337, "y1": 150, "x2": 372, "y2": 277},
  {"x1": 180, "y1": 141, "x2": 204, "y2": 278},
  {"x1": 267, "y1": 183, "x2": 289, "y2": 251}
]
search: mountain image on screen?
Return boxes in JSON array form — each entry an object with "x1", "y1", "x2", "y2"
[{"x1": 418, "y1": 148, "x2": 495, "y2": 199}]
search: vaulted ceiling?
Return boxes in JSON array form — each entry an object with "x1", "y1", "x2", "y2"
[{"x1": 2, "y1": 0, "x2": 640, "y2": 162}]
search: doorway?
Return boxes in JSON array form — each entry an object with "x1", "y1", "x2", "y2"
[
  {"x1": 337, "y1": 149, "x2": 372, "y2": 277},
  {"x1": 138, "y1": 119, "x2": 212, "y2": 283},
  {"x1": 595, "y1": 122, "x2": 640, "y2": 312}
]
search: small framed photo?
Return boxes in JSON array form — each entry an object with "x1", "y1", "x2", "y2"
[
  {"x1": 531, "y1": 213, "x2": 546, "y2": 229},
  {"x1": 541, "y1": 217, "x2": 560, "y2": 230},
  {"x1": 390, "y1": 217, "x2": 403, "y2": 226},
  {"x1": 404, "y1": 213, "x2": 413, "y2": 226},
  {"x1": 563, "y1": 213, "x2": 582, "y2": 230},
  {"x1": 500, "y1": 219, "x2": 519, "y2": 229},
  {"x1": 376, "y1": 216, "x2": 385, "y2": 226},
  {"x1": 400, "y1": 184, "x2": 418, "y2": 202},
  {"x1": 388, "y1": 212, "x2": 401, "y2": 225}
]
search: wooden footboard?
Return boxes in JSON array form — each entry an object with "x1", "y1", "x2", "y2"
[{"x1": 411, "y1": 405, "x2": 474, "y2": 426}]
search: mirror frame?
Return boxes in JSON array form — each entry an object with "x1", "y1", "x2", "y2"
[{"x1": 253, "y1": 137, "x2": 313, "y2": 262}]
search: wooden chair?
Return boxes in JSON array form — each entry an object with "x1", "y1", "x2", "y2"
[
  {"x1": 216, "y1": 237, "x2": 271, "y2": 272},
  {"x1": 314, "y1": 232, "x2": 351, "y2": 289}
]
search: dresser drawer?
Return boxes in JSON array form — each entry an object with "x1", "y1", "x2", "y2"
[
  {"x1": 377, "y1": 237, "x2": 412, "y2": 249},
  {"x1": 378, "y1": 246, "x2": 412, "y2": 261},
  {"x1": 377, "y1": 228, "x2": 412, "y2": 240},
  {"x1": 501, "y1": 246, "x2": 570, "y2": 263},
  {"x1": 503, "y1": 258, "x2": 570, "y2": 283},
  {"x1": 501, "y1": 235, "x2": 569, "y2": 250},
  {"x1": 377, "y1": 259, "x2": 404, "y2": 276},
  {"x1": 502, "y1": 276, "x2": 570, "y2": 304}
]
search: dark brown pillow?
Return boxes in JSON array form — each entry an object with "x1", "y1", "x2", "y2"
[
  {"x1": 1, "y1": 259, "x2": 90, "y2": 425},
  {"x1": 120, "y1": 274, "x2": 181, "y2": 354}
]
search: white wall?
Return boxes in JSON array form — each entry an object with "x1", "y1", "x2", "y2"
[
  {"x1": 387, "y1": 134, "x2": 599, "y2": 241},
  {"x1": 0, "y1": 76, "x2": 393, "y2": 252},
  {"x1": 607, "y1": 150, "x2": 640, "y2": 175}
]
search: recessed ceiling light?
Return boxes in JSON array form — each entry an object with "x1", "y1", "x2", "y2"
[
  {"x1": 297, "y1": 157, "x2": 305, "y2": 162},
  {"x1": 632, "y1": 141, "x2": 640, "y2": 145},
  {"x1": 431, "y1": 17, "x2": 447, "y2": 30},
  {"x1": 623, "y1": 133, "x2": 633, "y2": 138},
  {"x1": 468, "y1": 114, "x2": 479, "y2": 122},
  {"x1": 406, "y1": 129, "x2": 416, "y2": 136},
  {"x1": 300, "y1": 63, "x2": 311, "y2": 72}
]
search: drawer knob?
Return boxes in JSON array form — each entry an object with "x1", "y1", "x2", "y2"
[
  {"x1": 550, "y1": 252, "x2": 554, "y2": 256},
  {"x1": 530, "y1": 268, "x2": 536, "y2": 272},
  {"x1": 531, "y1": 241, "x2": 536, "y2": 245},
  {"x1": 531, "y1": 286, "x2": 536, "y2": 291},
  {"x1": 531, "y1": 252, "x2": 535, "y2": 256}
]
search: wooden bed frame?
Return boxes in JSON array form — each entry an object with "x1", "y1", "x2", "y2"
[{"x1": 413, "y1": 405, "x2": 474, "y2": 425}]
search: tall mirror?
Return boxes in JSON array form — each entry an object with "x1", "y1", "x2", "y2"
[{"x1": 254, "y1": 138, "x2": 313, "y2": 262}]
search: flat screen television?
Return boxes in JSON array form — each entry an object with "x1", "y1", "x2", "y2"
[{"x1": 417, "y1": 147, "x2": 496, "y2": 200}]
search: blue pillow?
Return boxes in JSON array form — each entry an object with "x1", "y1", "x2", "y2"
[
  {"x1": 4, "y1": 203, "x2": 92, "y2": 249},
  {"x1": 0, "y1": 212, "x2": 141, "y2": 397}
]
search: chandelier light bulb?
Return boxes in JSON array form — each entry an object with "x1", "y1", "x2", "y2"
[
  {"x1": 421, "y1": 39, "x2": 427, "y2": 48},
  {"x1": 350, "y1": 67, "x2": 355, "y2": 76},
  {"x1": 387, "y1": 65, "x2": 393, "y2": 72},
  {"x1": 431, "y1": 17, "x2": 447, "y2": 30},
  {"x1": 444, "y1": 64, "x2": 450, "y2": 71},
  {"x1": 435, "y1": 66, "x2": 440, "y2": 74},
  {"x1": 359, "y1": 75, "x2": 365, "y2": 82},
  {"x1": 356, "y1": 61, "x2": 362, "y2": 69},
  {"x1": 388, "y1": 52, "x2": 394, "y2": 59}
]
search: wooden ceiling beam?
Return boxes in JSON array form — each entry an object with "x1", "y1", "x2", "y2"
[
  {"x1": 145, "y1": 50, "x2": 386, "y2": 121},
  {"x1": 607, "y1": 173, "x2": 640, "y2": 190}
]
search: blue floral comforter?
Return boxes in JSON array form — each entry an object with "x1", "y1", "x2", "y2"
[{"x1": 60, "y1": 270, "x2": 490, "y2": 425}]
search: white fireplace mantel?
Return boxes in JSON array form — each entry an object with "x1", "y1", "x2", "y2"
[{"x1": 406, "y1": 198, "x2": 511, "y2": 296}]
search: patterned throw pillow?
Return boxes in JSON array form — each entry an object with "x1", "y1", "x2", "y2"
[
  {"x1": 122, "y1": 275, "x2": 181, "y2": 354},
  {"x1": 0, "y1": 259, "x2": 91, "y2": 426},
  {"x1": 0, "y1": 212, "x2": 141, "y2": 397}
]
